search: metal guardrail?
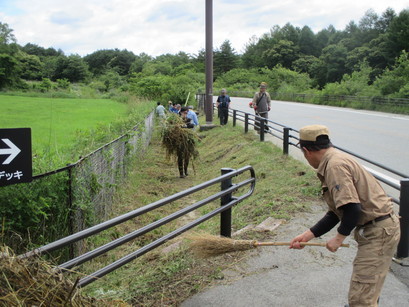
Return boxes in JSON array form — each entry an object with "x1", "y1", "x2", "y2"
[
  {"x1": 20, "y1": 166, "x2": 256, "y2": 287},
  {"x1": 228, "y1": 107, "x2": 409, "y2": 259},
  {"x1": 205, "y1": 91, "x2": 409, "y2": 107}
]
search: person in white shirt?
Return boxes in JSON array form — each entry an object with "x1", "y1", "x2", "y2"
[{"x1": 155, "y1": 102, "x2": 166, "y2": 119}]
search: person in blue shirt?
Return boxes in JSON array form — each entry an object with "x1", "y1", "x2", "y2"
[
  {"x1": 186, "y1": 106, "x2": 199, "y2": 127},
  {"x1": 168, "y1": 101, "x2": 179, "y2": 114},
  {"x1": 216, "y1": 88, "x2": 231, "y2": 125}
]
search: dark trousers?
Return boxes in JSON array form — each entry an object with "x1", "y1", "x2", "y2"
[
  {"x1": 254, "y1": 112, "x2": 268, "y2": 131},
  {"x1": 219, "y1": 108, "x2": 229, "y2": 125},
  {"x1": 177, "y1": 151, "x2": 190, "y2": 177}
]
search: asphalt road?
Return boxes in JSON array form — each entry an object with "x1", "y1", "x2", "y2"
[{"x1": 219, "y1": 96, "x2": 409, "y2": 176}]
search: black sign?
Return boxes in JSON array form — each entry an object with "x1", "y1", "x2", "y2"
[{"x1": 0, "y1": 128, "x2": 32, "y2": 186}]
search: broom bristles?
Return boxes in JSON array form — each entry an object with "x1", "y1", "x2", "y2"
[{"x1": 186, "y1": 233, "x2": 256, "y2": 258}]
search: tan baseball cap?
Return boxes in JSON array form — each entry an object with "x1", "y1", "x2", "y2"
[{"x1": 299, "y1": 125, "x2": 330, "y2": 143}]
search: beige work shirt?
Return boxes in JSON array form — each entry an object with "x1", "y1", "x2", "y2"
[{"x1": 316, "y1": 147, "x2": 393, "y2": 225}]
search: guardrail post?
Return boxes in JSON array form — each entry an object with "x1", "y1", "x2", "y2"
[
  {"x1": 233, "y1": 110, "x2": 236, "y2": 127},
  {"x1": 397, "y1": 179, "x2": 409, "y2": 258},
  {"x1": 244, "y1": 113, "x2": 249, "y2": 133},
  {"x1": 220, "y1": 168, "x2": 234, "y2": 238},
  {"x1": 283, "y1": 127, "x2": 290, "y2": 155},
  {"x1": 259, "y1": 118, "x2": 265, "y2": 141}
]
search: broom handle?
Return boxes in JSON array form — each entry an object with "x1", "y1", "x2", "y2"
[{"x1": 254, "y1": 242, "x2": 350, "y2": 248}]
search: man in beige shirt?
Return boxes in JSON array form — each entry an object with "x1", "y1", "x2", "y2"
[{"x1": 290, "y1": 125, "x2": 400, "y2": 307}]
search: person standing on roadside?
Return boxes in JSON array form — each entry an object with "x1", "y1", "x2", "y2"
[
  {"x1": 252, "y1": 82, "x2": 271, "y2": 133},
  {"x1": 290, "y1": 124, "x2": 400, "y2": 307},
  {"x1": 216, "y1": 88, "x2": 231, "y2": 125}
]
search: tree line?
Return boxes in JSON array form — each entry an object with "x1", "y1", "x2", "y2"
[{"x1": 1, "y1": 7, "x2": 409, "y2": 104}]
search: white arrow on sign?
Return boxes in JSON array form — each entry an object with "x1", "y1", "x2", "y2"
[{"x1": 0, "y1": 138, "x2": 21, "y2": 165}]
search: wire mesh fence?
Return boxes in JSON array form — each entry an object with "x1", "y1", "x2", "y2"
[{"x1": 0, "y1": 112, "x2": 154, "y2": 256}]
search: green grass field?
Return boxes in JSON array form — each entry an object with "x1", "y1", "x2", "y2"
[{"x1": 0, "y1": 95, "x2": 128, "y2": 157}]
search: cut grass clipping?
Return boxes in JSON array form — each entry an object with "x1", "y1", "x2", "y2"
[
  {"x1": 160, "y1": 114, "x2": 200, "y2": 171},
  {"x1": 0, "y1": 245, "x2": 128, "y2": 306},
  {"x1": 186, "y1": 233, "x2": 349, "y2": 258}
]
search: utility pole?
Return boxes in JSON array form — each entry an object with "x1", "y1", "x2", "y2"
[{"x1": 205, "y1": 0, "x2": 213, "y2": 124}]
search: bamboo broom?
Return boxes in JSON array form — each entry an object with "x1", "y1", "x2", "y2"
[{"x1": 187, "y1": 234, "x2": 350, "y2": 258}]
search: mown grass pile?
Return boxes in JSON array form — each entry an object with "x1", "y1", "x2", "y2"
[
  {"x1": 0, "y1": 245, "x2": 128, "y2": 306},
  {"x1": 160, "y1": 113, "x2": 200, "y2": 165}
]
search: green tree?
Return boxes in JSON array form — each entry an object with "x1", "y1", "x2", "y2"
[
  {"x1": 262, "y1": 40, "x2": 299, "y2": 69},
  {"x1": 129, "y1": 52, "x2": 153, "y2": 73},
  {"x1": 323, "y1": 62, "x2": 377, "y2": 96},
  {"x1": 319, "y1": 43, "x2": 349, "y2": 84},
  {"x1": 142, "y1": 60, "x2": 172, "y2": 76},
  {"x1": 155, "y1": 52, "x2": 190, "y2": 69},
  {"x1": 0, "y1": 53, "x2": 20, "y2": 88},
  {"x1": 0, "y1": 22, "x2": 20, "y2": 88},
  {"x1": 375, "y1": 8, "x2": 396, "y2": 32},
  {"x1": 97, "y1": 70, "x2": 125, "y2": 92},
  {"x1": 107, "y1": 49, "x2": 136, "y2": 75},
  {"x1": 52, "y1": 55, "x2": 90, "y2": 82},
  {"x1": 387, "y1": 9, "x2": 409, "y2": 59},
  {"x1": 214, "y1": 40, "x2": 239, "y2": 78},
  {"x1": 18, "y1": 52, "x2": 44, "y2": 80},
  {"x1": 241, "y1": 35, "x2": 264, "y2": 68},
  {"x1": 292, "y1": 55, "x2": 321, "y2": 76},
  {"x1": 190, "y1": 49, "x2": 205, "y2": 73},
  {"x1": 299, "y1": 26, "x2": 319, "y2": 56},
  {"x1": 358, "y1": 9, "x2": 382, "y2": 44},
  {"x1": 128, "y1": 74, "x2": 169, "y2": 99},
  {"x1": 373, "y1": 51, "x2": 409, "y2": 96},
  {"x1": 0, "y1": 22, "x2": 16, "y2": 44},
  {"x1": 21, "y1": 43, "x2": 63, "y2": 57},
  {"x1": 276, "y1": 23, "x2": 301, "y2": 45},
  {"x1": 84, "y1": 49, "x2": 136, "y2": 76},
  {"x1": 84, "y1": 49, "x2": 117, "y2": 76}
]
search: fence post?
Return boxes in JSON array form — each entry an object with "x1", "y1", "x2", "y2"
[
  {"x1": 259, "y1": 118, "x2": 265, "y2": 142},
  {"x1": 397, "y1": 179, "x2": 409, "y2": 258},
  {"x1": 283, "y1": 127, "x2": 290, "y2": 155},
  {"x1": 233, "y1": 110, "x2": 236, "y2": 127},
  {"x1": 220, "y1": 168, "x2": 234, "y2": 238},
  {"x1": 67, "y1": 165, "x2": 76, "y2": 258},
  {"x1": 244, "y1": 113, "x2": 249, "y2": 133}
]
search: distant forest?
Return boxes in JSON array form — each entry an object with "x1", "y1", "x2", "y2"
[{"x1": 1, "y1": 7, "x2": 409, "y2": 104}]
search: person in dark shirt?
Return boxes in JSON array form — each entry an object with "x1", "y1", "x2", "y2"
[{"x1": 216, "y1": 88, "x2": 231, "y2": 125}]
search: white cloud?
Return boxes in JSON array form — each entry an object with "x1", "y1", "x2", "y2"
[{"x1": 1, "y1": 0, "x2": 408, "y2": 57}]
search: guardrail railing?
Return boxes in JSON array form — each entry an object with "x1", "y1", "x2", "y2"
[
  {"x1": 20, "y1": 166, "x2": 256, "y2": 287},
  {"x1": 228, "y1": 107, "x2": 409, "y2": 259}
]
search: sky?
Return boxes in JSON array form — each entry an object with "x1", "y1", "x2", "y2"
[{"x1": 1, "y1": 0, "x2": 408, "y2": 57}]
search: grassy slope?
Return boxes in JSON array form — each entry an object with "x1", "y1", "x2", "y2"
[
  {"x1": 0, "y1": 95, "x2": 127, "y2": 155},
  {"x1": 80, "y1": 122, "x2": 322, "y2": 306}
]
